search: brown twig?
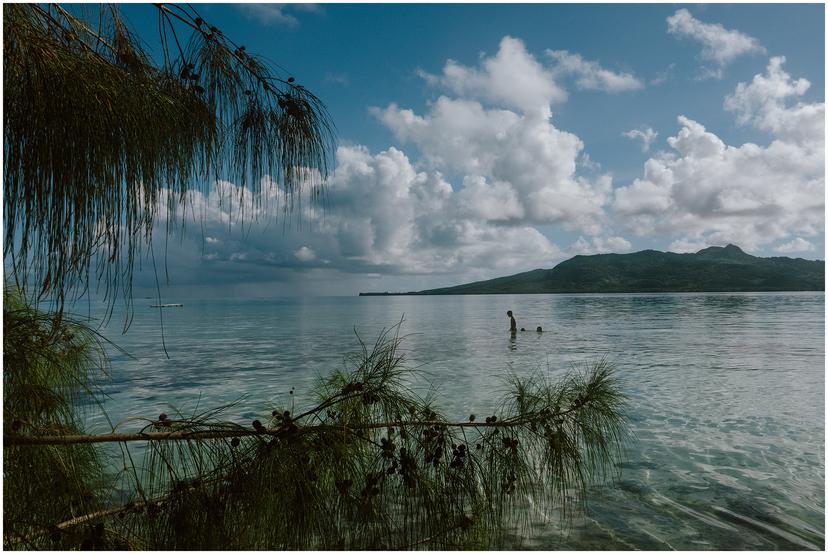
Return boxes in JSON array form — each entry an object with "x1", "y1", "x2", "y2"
[
  {"x1": 153, "y1": 3, "x2": 294, "y2": 89},
  {"x1": 4, "y1": 409, "x2": 582, "y2": 447}
]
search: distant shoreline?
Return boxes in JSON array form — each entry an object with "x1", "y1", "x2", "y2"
[
  {"x1": 359, "y1": 245, "x2": 824, "y2": 296},
  {"x1": 359, "y1": 288, "x2": 824, "y2": 296}
]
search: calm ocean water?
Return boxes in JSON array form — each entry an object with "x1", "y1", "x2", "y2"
[{"x1": 87, "y1": 292, "x2": 824, "y2": 550}]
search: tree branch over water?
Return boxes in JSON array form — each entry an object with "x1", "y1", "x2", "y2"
[
  {"x1": 5, "y1": 303, "x2": 627, "y2": 549},
  {"x1": 5, "y1": 401, "x2": 613, "y2": 446}
]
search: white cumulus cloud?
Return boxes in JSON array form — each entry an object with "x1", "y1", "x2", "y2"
[
  {"x1": 375, "y1": 98, "x2": 612, "y2": 232},
  {"x1": 546, "y1": 50, "x2": 644, "y2": 92},
  {"x1": 322, "y1": 145, "x2": 564, "y2": 275},
  {"x1": 614, "y1": 58, "x2": 824, "y2": 252},
  {"x1": 623, "y1": 127, "x2": 659, "y2": 152},
  {"x1": 724, "y1": 56, "x2": 824, "y2": 145},
  {"x1": 237, "y1": 4, "x2": 324, "y2": 27},
  {"x1": 569, "y1": 236, "x2": 633, "y2": 255},
  {"x1": 374, "y1": 96, "x2": 611, "y2": 232},
  {"x1": 142, "y1": 143, "x2": 569, "y2": 292},
  {"x1": 669, "y1": 237, "x2": 712, "y2": 254},
  {"x1": 374, "y1": 40, "x2": 622, "y2": 238},
  {"x1": 146, "y1": 36, "x2": 644, "y2": 290},
  {"x1": 667, "y1": 8, "x2": 765, "y2": 78},
  {"x1": 775, "y1": 237, "x2": 815, "y2": 254},
  {"x1": 418, "y1": 36, "x2": 566, "y2": 115}
]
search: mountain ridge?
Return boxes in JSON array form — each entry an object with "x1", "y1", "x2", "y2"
[{"x1": 359, "y1": 245, "x2": 825, "y2": 295}]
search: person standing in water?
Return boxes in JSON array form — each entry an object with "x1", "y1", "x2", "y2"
[{"x1": 507, "y1": 310, "x2": 517, "y2": 333}]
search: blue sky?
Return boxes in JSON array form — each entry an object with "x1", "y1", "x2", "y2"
[{"x1": 115, "y1": 3, "x2": 824, "y2": 296}]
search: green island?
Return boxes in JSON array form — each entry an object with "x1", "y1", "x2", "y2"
[{"x1": 360, "y1": 245, "x2": 825, "y2": 296}]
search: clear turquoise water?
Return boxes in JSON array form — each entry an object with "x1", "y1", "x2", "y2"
[{"x1": 88, "y1": 292, "x2": 824, "y2": 550}]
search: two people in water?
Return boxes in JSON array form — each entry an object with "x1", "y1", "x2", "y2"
[{"x1": 507, "y1": 310, "x2": 542, "y2": 333}]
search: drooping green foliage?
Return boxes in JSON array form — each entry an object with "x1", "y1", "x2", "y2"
[
  {"x1": 3, "y1": 4, "x2": 334, "y2": 315},
  {"x1": 3, "y1": 289, "x2": 111, "y2": 549},
  {"x1": 4, "y1": 309, "x2": 627, "y2": 550}
]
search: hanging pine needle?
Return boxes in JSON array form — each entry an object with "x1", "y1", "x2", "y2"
[{"x1": 3, "y1": 4, "x2": 335, "y2": 319}]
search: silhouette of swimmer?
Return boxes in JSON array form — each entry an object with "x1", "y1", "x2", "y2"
[
  {"x1": 536, "y1": 326, "x2": 543, "y2": 332},
  {"x1": 507, "y1": 310, "x2": 517, "y2": 333}
]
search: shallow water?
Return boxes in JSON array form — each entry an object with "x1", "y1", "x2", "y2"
[{"x1": 88, "y1": 292, "x2": 824, "y2": 550}]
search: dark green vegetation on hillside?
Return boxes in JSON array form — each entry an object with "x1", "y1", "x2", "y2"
[{"x1": 362, "y1": 245, "x2": 824, "y2": 296}]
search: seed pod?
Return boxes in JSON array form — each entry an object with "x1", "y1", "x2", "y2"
[{"x1": 231, "y1": 437, "x2": 240, "y2": 448}]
